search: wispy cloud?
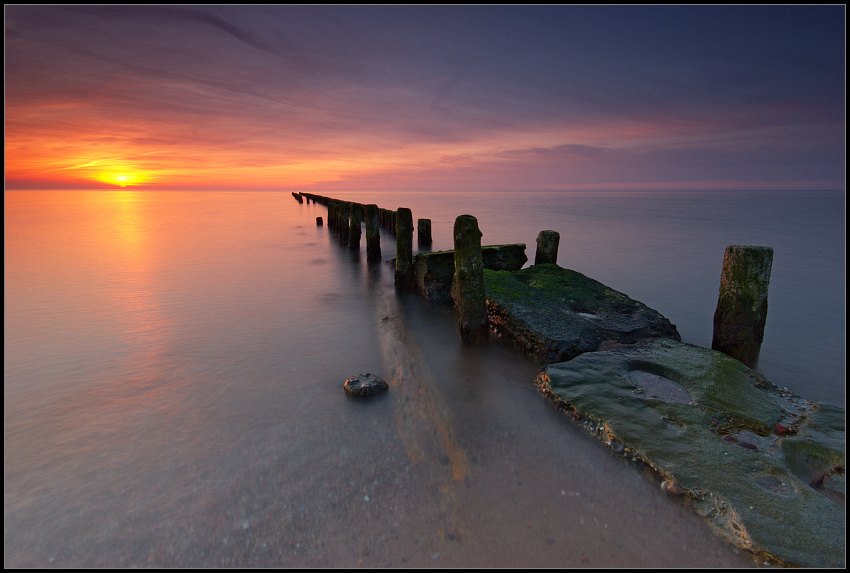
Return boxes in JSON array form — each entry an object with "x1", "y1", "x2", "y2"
[{"x1": 4, "y1": 5, "x2": 844, "y2": 190}]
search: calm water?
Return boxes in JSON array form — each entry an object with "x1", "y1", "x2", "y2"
[{"x1": 4, "y1": 189, "x2": 844, "y2": 567}]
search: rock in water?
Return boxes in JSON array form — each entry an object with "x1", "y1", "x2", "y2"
[{"x1": 344, "y1": 373, "x2": 389, "y2": 397}]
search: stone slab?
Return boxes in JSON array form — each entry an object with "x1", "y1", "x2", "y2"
[
  {"x1": 535, "y1": 337, "x2": 845, "y2": 568},
  {"x1": 412, "y1": 244, "x2": 527, "y2": 302},
  {"x1": 485, "y1": 264, "x2": 680, "y2": 363}
]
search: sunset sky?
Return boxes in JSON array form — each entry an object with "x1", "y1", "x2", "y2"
[{"x1": 4, "y1": 5, "x2": 845, "y2": 191}]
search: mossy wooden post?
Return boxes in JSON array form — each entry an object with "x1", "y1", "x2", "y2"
[
  {"x1": 365, "y1": 203, "x2": 381, "y2": 262},
  {"x1": 417, "y1": 218, "x2": 432, "y2": 247},
  {"x1": 534, "y1": 230, "x2": 560, "y2": 265},
  {"x1": 332, "y1": 201, "x2": 342, "y2": 232},
  {"x1": 348, "y1": 202, "x2": 362, "y2": 250},
  {"x1": 453, "y1": 215, "x2": 489, "y2": 344},
  {"x1": 395, "y1": 208, "x2": 414, "y2": 288},
  {"x1": 712, "y1": 245, "x2": 773, "y2": 369},
  {"x1": 339, "y1": 202, "x2": 350, "y2": 244},
  {"x1": 327, "y1": 202, "x2": 336, "y2": 231}
]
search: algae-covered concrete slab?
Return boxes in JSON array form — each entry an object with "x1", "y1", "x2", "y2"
[
  {"x1": 536, "y1": 337, "x2": 845, "y2": 568},
  {"x1": 485, "y1": 264, "x2": 680, "y2": 363},
  {"x1": 412, "y1": 244, "x2": 527, "y2": 302}
]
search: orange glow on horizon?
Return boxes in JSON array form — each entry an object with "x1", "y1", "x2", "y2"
[
  {"x1": 95, "y1": 171, "x2": 149, "y2": 188},
  {"x1": 4, "y1": 113, "x2": 843, "y2": 192}
]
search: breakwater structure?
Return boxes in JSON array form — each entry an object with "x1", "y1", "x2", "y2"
[{"x1": 292, "y1": 191, "x2": 844, "y2": 568}]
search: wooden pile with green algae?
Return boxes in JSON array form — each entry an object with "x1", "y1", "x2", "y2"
[{"x1": 536, "y1": 337, "x2": 845, "y2": 568}]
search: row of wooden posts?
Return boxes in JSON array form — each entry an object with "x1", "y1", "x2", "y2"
[
  {"x1": 291, "y1": 192, "x2": 772, "y2": 367},
  {"x1": 296, "y1": 193, "x2": 431, "y2": 287}
]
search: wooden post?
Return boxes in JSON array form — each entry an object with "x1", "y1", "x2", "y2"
[
  {"x1": 339, "y1": 202, "x2": 350, "y2": 244},
  {"x1": 712, "y1": 245, "x2": 773, "y2": 369},
  {"x1": 417, "y1": 218, "x2": 432, "y2": 247},
  {"x1": 316, "y1": 216, "x2": 323, "y2": 226},
  {"x1": 348, "y1": 202, "x2": 362, "y2": 250},
  {"x1": 395, "y1": 208, "x2": 414, "y2": 288},
  {"x1": 365, "y1": 204, "x2": 381, "y2": 262},
  {"x1": 534, "y1": 230, "x2": 560, "y2": 265},
  {"x1": 452, "y1": 215, "x2": 488, "y2": 344},
  {"x1": 328, "y1": 201, "x2": 339, "y2": 232}
]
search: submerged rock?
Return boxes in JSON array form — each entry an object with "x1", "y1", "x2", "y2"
[
  {"x1": 485, "y1": 264, "x2": 680, "y2": 363},
  {"x1": 344, "y1": 373, "x2": 389, "y2": 397},
  {"x1": 536, "y1": 337, "x2": 845, "y2": 568}
]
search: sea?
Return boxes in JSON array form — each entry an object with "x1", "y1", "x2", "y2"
[{"x1": 4, "y1": 188, "x2": 845, "y2": 567}]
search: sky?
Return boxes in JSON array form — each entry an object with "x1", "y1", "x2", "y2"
[{"x1": 4, "y1": 5, "x2": 846, "y2": 191}]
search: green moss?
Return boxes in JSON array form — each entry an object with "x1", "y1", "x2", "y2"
[
  {"x1": 484, "y1": 264, "x2": 680, "y2": 362},
  {"x1": 718, "y1": 245, "x2": 773, "y2": 307},
  {"x1": 781, "y1": 403, "x2": 846, "y2": 480},
  {"x1": 485, "y1": 264, "x2": 631, "y2": 312},
  {"x1": 539, "y1": 338, "x2": 845, "y2": 567}
]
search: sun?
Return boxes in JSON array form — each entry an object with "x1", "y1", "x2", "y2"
[{"x1": 96, "y1": 172, "x2": 146, "y2": 188}]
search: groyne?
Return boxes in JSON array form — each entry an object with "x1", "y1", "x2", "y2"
[{"x1": 292, "y1": 191, "x2": 845, "y2": 568}]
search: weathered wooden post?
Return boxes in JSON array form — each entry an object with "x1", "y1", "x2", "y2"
[
  {"x1": 348, "y1": 202, "x2": 362, "y2": 250},
  {"x1": 452, "y1": 215, "x2": 489, "y2": 344},
  {"x1": 365, "y1": 203, "x2": 381, "y2": 262},
  {"x1": 534, "y1": 230, "x2": 560, "y2": 265},
  {"x1": 417, "y1": 218, "x2": 432, "y2": 247},
  {"x1": 712, "y1": 245, "x2": 773, "y2": 369},
  {"x1": 395, "y1": 208, "x2": 414, "y2": 288},
  {"x1": 339, "y1": 202, "x2": 350, "y2": 244},
  {"x1": 329, "y1": 201, "x2": 339, "y2": 232},
  {"x1": 316, "y1": 216, "x2": 323, "y2": 226}
]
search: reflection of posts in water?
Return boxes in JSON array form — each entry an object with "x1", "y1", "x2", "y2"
[
  {"x1": 452, "y1": 215, "x2": 489, "y2": 344},
  {"x1": 712, "y1": 245, "x2": 773, "y2": 369},
  {"x1": 364, "y1": 204, "x2": 381, "y2": 262},
  {"x1": 372, "y1": 282, "x2": 469, "y2": 540},
  {"x1": 348, "y1": 202, "x2": 362, "y2": 250},
  {"x1": 534, "y1": 230, "x2": 560, "y2": 265},
  {"x1": 395, "y1": 208, "x2": 414, "y2": 288}
]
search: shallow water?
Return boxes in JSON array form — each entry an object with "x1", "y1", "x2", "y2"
[{"x1": 5, "y1": 189, "x2": 843, "y2": 566}]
